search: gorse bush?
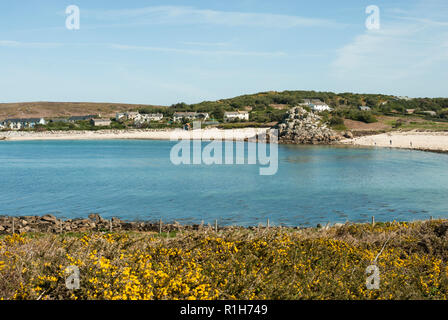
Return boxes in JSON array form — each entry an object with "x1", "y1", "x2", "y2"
[{"x1": 2, "y1": 220, "x2": 448, "y2": 300}]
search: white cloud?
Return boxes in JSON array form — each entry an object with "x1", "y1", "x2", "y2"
[
  {"x1": 179, "y1": 41, "x2": 230, "y2": 47},
  {"x1": 331, "y1": 4, "x2": 448, "y2": 96},
  {"x1": 90, "y1": 5, "x2": 342, "y2": 28},
  {"x1": 0, "y1": 40, "x2": 62, "y2": 48},
  {"x1": 108, "y1": 43, "x2": 286, "y2": 57},
  {"x1": 0, "y1": 40, "x2": 285, "y2": 57}
]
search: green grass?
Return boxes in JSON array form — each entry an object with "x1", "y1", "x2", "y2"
[{"x1": 385, "y1": 119, "x2": 448, "y2": 131}]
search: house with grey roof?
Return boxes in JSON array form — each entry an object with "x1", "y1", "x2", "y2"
[
  {"x1": 299, "y1": 99, "x2": 332, "y2": 112},
  {"x1": 91, "y1": 118, "x2": 111, "y2": 126},
  {"x1": 68, "y1": 115, "x2": 97, "y2": 122},
  {"x1": 173, "y1": 112, "x2": 209, "y2": 122}
]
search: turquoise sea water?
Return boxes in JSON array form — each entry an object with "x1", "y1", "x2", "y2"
[{"x1": 0, "y1": 140, "x2": 447, "y2": 226}]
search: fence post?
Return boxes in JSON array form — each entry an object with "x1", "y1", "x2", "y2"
[
  {"x1": 267, "y1": 218, "x2": 270, "y2": 229},
  {"x1": 12, "y1": 218, "x2": 15, "y2": 234},
  {"x1": 159, "y1": 218, "x2": 162, "y2": 234},
  {"x1": 372, "y1": 216, "x2": 375, "y2": 227},
  {"x1": 215, "y1": 219, "x2": 218, "y2": 232}
]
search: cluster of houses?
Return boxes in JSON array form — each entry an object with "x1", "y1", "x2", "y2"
[
  {"x1": 115, "y1": 111, "x2": 164, "y2": 125},
  {"x1": 299, "y1": 99, "x2": 375, "y2": 113},
  {"x1": 0, "y1": 117, "x2": 47, "y2": 130},
  {"x1": 0, "y1": 110, "x2": 252, "y2": 130},
  {"x1": 0, "y1": 115, "x2": 111, "y2": 130},
  {"x1": 172, "y1": 111, "x2": 249, "y2": 122}
]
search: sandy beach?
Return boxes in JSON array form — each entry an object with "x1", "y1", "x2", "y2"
[
  {"x1": 0, "y1": 128, "x2": 269, "y2": 142},
  {"x1": 3, "y1": 129, "x2": 448, "y2": 153},
  {"x1": 341, "y1": 131, "x2": 448, "y2": 152}
]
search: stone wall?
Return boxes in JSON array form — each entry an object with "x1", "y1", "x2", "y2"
[
  {"x1": 0, "y1": 214, "x2": 196, "y2": 234},
  {"x1": 0, "y1": 214, "x2": 276, "y2": 234}
]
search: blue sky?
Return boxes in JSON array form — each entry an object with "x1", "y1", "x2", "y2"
[{"x1": 0, "y1": 0, "x2": 447, "y2": 105}]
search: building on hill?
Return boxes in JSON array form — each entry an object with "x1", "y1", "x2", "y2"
[
  {"x1": 143, "y1": 113, "x2": 164, "y2": 121},
  {"x1": 422, "y1": 111, "x2": 437, "y2": 117},
  {"x1": 224, "y1": 111, "x2": 249, "y2": 122},
  {"x1": 68, "y1": 115, "x2": 97, "y2": 122},
  {"x1": 311, "y1": 102, "x2": 332, "y2": 112},
  {"x1": 299, "y1": 99, "x2": 332, "y2": 112},
  {"x1": 116, "y1": 112, "x2": 127, "y2": 121},
  {"x1": 125, "y1": 112, "x2": 140, "y2": 120},
  {"x1": 0, "y1": 118, "x2": 46, "y2": 130},
  {"x1": 358, "y1": 106, "x2": 371, "y2": 111},
  {"x1": 173, "y1": 112, "x2": 209, "y2": 122},
  {"x1": 91, "y1": 119, "x2": 111, "y2": 126},
  {"x1": 116, "y1": 112, "x2": 163, "y2": 125}
]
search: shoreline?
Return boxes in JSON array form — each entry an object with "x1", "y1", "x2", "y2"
[
  {"x1": 2, "y1": 129, "x2": 448, "y2": 154},
  {"x1": 0, "y1": 128, "x2": 268, "y2": 142},
  {"x1": 0, "y1": 214, "x2": 442, "y2": 234},
  {"x1": 340, "y1": 130, "x2": 448, "y2": 153}
]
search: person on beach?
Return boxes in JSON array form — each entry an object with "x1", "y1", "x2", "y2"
[
  {"x1": 390, "y1": 139, "x2": 392, "y2": 146},
  {"x1": 410, "y1": 141, "x2": 413, "y2": 148}
]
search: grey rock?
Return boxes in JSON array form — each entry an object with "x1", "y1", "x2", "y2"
[
  {"x1": 41, "y1": 214, "x2": 57, "y2": 223},
  {"x1": 277, "y1": 107, "x2": 341, "y2": 145}
]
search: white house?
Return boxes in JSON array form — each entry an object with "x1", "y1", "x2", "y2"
[
  {"x1": 358, "y1": 106, "x2": 371, "y2": 111},
  {"x1": 173, "y1": 112, "x2": 209, "y2": 122},
  {"x1": 300, "y1": 99, "x2": 332, "y2": 112},
  {"x1": 116, "y1": 112, "x2": 126, "y2": 121},
  {"x1": 224, "y1": 111, "x2": 249, "y2": 122},
  {"x1": 311, "y1": 103, "x2": 332, "y2": 112},
  {"x1": 125, "y1": 112, "x2": 140, "y2": 121},
  {"x1": 143, "y1": 113, "x2": 164, "y2": 121},
  {"x1": 422, "y1": 111, "x2": 437, "y2": 117}
]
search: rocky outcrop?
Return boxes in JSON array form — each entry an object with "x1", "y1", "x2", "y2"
[{"x1": 277, "y1": 107, "x2": 341, "y2": 144}]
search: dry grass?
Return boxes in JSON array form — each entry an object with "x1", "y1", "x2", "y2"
[
  {"x1": 0, "y1": 102, "x2": 164, "y2": 119},
  {"x1": 1, "y1": 220, "x2": 448, "y2": 300}
]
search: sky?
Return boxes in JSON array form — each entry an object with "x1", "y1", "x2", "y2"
[{"x1": 0, "y1": 0, "x2": 447, "y2": 105}]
